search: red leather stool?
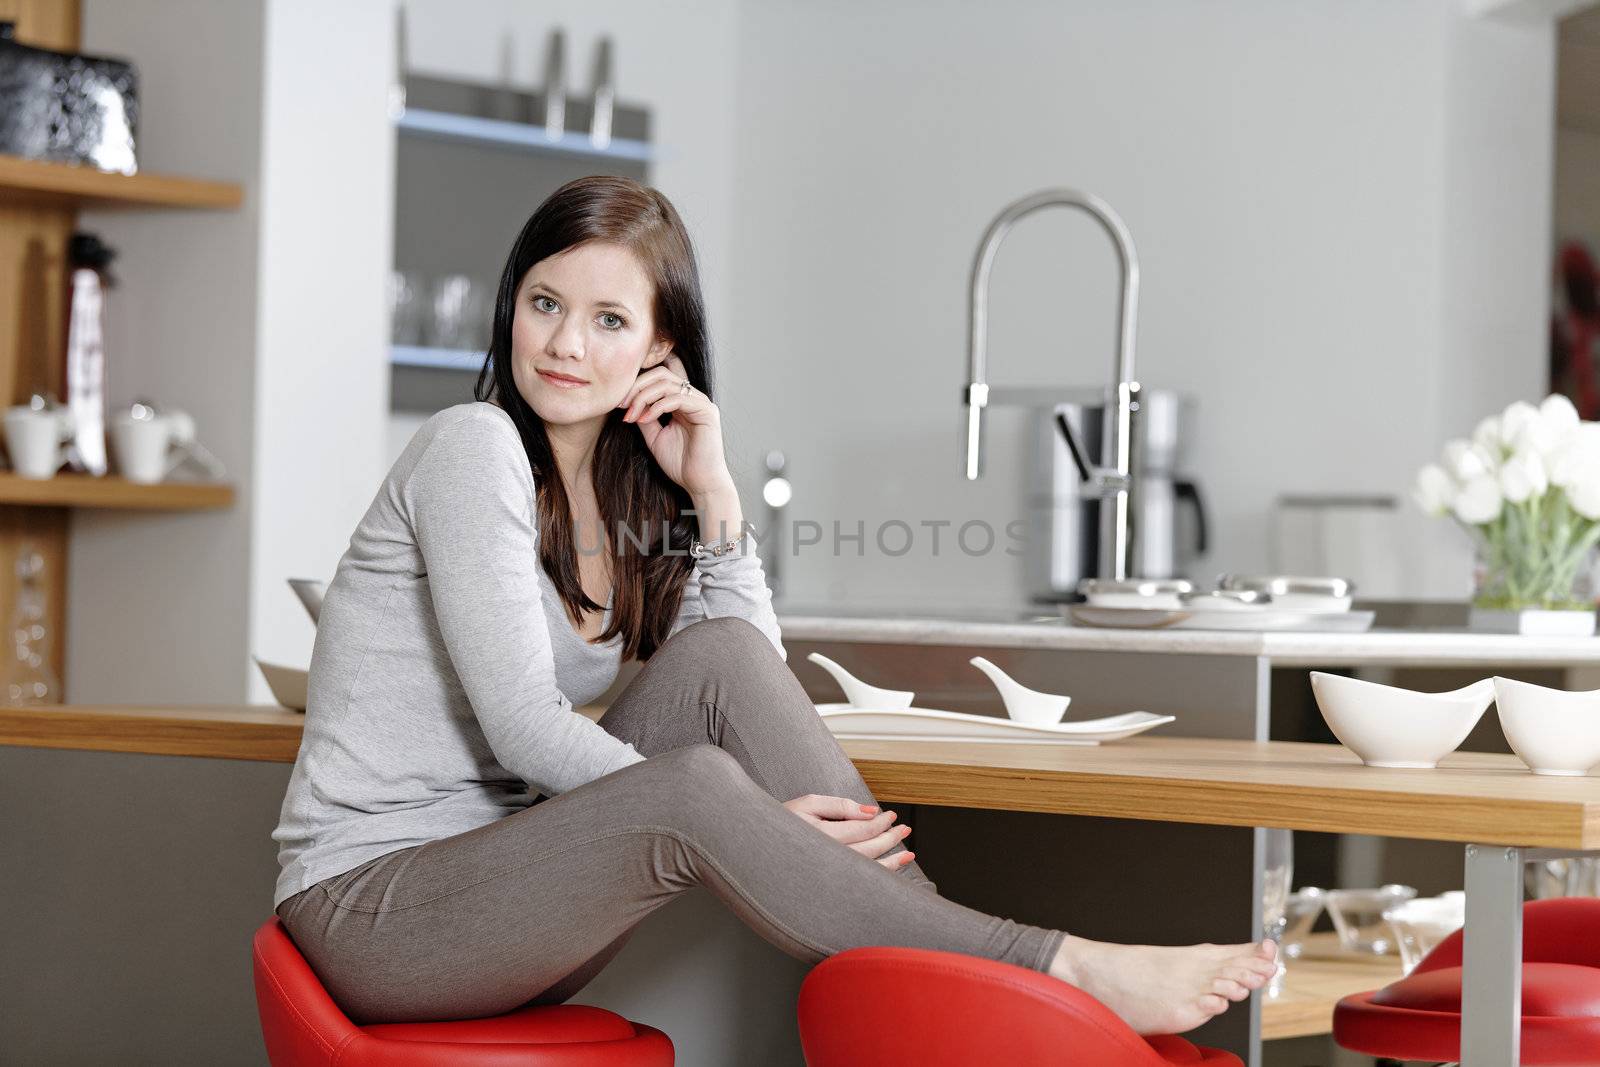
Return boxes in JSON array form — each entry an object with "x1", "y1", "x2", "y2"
[
  {"x1": 252, "y1": 917, "x2": 674, "y2": 1066},
  {"x1": 1334, "y1": 897, "x2": 1600, "y2": 1065},
  {"x1": 797, "y1": 946, "x2": 1244, "y2": 1066}
]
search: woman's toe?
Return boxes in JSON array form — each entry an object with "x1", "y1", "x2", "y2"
[
  {"x1": 1212, "y1": 978, "x2": 1249, "y2": 1001},
  {"x1": 1226, "y1": 965, "x2": 1266, "y2": 988}
]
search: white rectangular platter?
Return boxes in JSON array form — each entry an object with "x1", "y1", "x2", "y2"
[{"x1": 816, "y1": 703, "x2": 1174, "y2": 745}]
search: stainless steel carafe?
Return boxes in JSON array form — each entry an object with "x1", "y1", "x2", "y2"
[{"x1": 1025, "y1": 389, "x2": 1206, "y2": 600}]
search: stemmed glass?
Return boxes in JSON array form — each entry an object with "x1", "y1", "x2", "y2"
[{"x1": 1261, "y1": 828, "x2": 1293, "y2": 998}]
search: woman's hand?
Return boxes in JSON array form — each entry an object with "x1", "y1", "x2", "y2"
[
  {"x1": 782, "y1": 793, "x2": 916, "y2": 871},
  {"x1": 618, "y1": 354, "x2": 734, "y2": 498}
]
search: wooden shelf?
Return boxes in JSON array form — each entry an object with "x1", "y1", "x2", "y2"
[
  {"x1": 0, "y1": 155, "x2": 242, "y2": 210},
  {"x1": 1262, "y1": 932, "x2": 1402, "y2": 1041},
  {"x1": 0, "y1": 472, "x2": 234, "y2": 510}
]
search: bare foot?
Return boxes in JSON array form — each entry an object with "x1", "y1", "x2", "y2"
[{"x1": 1048, "y1": 934, "x2": 1278, "y2": 1035}]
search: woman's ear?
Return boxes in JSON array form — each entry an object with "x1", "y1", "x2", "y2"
[{"x1": 644, "y1": 336, "x2": 674, "y2": 369}]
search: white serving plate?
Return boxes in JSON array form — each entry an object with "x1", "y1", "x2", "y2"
[
  {"x1": 816, "y1": 703, "x2": 1174, "y2": 744},
  {"x1": 1067, "y1": 605, "x2": 1376, "y2": 633}
]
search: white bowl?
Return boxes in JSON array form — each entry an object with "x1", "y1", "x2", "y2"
[
  {"x1": 254, "y1": 657, "x2": 308, "y2": 712},
  {"x1": 1493, "y1": 676, "x2": 1600, "y2": 776},
  {"x1": 1309, "y1": 672, "x2": 1494, "y2": 769}
]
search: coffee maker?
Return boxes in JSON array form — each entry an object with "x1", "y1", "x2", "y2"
[{"x1": 1025, "y1": 389, "x2": 1207, "y2": 601}]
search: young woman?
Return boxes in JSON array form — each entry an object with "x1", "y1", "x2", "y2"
[{"x1": 271, "y1": 175, "x2": 1275, "y2": 1039}]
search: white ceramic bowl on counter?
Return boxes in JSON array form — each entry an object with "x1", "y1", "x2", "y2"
[
  {"x1": 1493, "y1": 676, "x2": 1600, "y2": 777},
  {"x1": 1309, "y1": 672, "x2": 1495, "y2": 769}
]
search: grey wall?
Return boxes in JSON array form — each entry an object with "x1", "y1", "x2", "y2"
[
  {"x1": 723, "y1": 0, "x2": 1555, "y2": 609},
  {"x1": 70, "y1": 0, "x2": 267, "y2": 705},
  {"x1": 0, "y1": 746, "x2": 811, "y2": 1066}
]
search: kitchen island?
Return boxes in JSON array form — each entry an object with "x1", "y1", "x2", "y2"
[
  {"x1": 4, "y1": 607, "x2": 1597, "y2": 1066},
  {"x1": 774, "y1": 605, "x2": 1600, "y2": 1065}
]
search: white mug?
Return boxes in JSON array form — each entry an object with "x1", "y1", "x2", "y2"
[
  {"x1": 4, "y1": 405, "x2": 76, "y2": 480},
  {"x1": 111, "y1": 408, "x2": 195, "y2": 484}
]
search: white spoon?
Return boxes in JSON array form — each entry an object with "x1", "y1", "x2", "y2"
[
  {"x1": 806, "y1": 652, "x2": 915, "y2": 710},
  {"x1": 969, "y1": 656, "x2": 1071, "y2": 726}
]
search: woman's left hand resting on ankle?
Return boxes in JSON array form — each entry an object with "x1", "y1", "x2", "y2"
[{"x1": 783, "y1": 794, "x2": 916, "y2": 871}]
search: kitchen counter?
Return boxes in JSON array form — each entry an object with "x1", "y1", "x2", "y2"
[
  {"x1": 3, "y1": 702, "x2": 1587, "y2": 1066},
  {"x1": 10, "y1": 705, "x2": 1597, "y2": 850},
  {"x1": 0, "y1": 702, "x2": 605, "y2": 763},
  {"x1": 776, "y1": 609, "x2": 1600, "y2": 667}
]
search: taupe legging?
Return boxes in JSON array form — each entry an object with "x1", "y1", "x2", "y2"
[{"x1": 275, "y1": 616, "x2": 1065, "y2": 1024}]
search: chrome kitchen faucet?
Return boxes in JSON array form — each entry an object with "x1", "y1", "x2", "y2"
[{"x1": 961, "y1": 188, "x2": 1143, "y2": 582}]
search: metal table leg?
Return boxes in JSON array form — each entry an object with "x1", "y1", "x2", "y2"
[{"x1": 1461, "y1": 843, "x2": 1524, "y2": 1066}]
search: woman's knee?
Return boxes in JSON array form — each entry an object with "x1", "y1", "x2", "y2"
[
  {"x1": 664, "y1": 616, "x2": 778, "y2": 669},
  {"x1": 638, "y1": 744, "x2": 761, "y2": 810}
]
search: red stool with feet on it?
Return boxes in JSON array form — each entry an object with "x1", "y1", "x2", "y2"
[
  {"x1": 1333, "y1": 897, "x2": 1600, "y2": 1065},
  {"x1": 252, "y1": 917, "x2": 674, "y2": 1066},
  {"x1": 797, "y1": 947, "x2": 1244, "y2": 1066}
]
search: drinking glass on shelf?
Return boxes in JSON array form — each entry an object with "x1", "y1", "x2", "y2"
[
  {"x1": 1261, "y1": 828, "x2": 1293, "y2": 997},
  {"x1": 1528, "y1": 856, "x2": 1600, "y2": 898},
  {"x1": 389, "y1": 269, "x2": 426, "y2": 346},
  {"x1": 1384, "y1": 892, "x2": 1464, "y2": 975},
  {"x1": 4, "y1": 542, "x2": 60, "y2": 706},
  {"x1": 1281, "y1": 887, "x2": 1327, "y2": 960},
  {"x1": 1326, "y1": 885, "x2": 1417, "y2": 954},
  {"x1": 428, "y1": 275, "x2": 490, "y2": 352}
]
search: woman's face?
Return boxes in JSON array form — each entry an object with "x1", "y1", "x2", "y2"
[{"x1": 509, "y1": 241, "x2": 672, "y2": 426}]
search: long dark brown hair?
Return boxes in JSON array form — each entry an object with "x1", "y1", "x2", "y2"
[{"x1": 474, "y1": 175, "x2": 711, "y2": 662}]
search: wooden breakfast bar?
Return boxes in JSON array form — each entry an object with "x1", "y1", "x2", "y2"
[
  {"x1": 4, "y1": 703, "x2": 1595, "y2": 1066},
  {"x1": 842, "y1": 735, "x2": 1600, "y2": 1067}
]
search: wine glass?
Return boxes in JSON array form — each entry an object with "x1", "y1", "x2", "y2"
[{"x1": 1261, "y1": 828, "x2": 1293, "y2": 997}]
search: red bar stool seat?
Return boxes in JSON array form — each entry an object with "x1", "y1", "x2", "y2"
[
  {"x1": 1333, "y1": 897, "x2": 1600, "y2": 1065},
  {"x1": 252, "y1": 917, "x2": 674, "y2": 1066},
  {"x1": 797, "y1": 946, "x2": 1244, "y2": 1066}
]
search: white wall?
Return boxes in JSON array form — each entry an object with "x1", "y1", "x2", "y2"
[
  {"x1": 72, "y1": 0, "x2": 266, "y2": 703},
  {"x1": 725, "y1": 0, "x2": 1555, "y2": 608},
  {"x1": 71, "y1": 0, "x2": 396, "y2": 705},
  {"x1": 246, "y1": 0, "x2": 395, "y2": 700},
  {"x1": 1436, "y1": 7, "x2": 1557, "y2": 446}
]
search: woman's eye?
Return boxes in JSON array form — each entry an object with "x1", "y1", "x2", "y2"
[
  {"x1": 533, "y1": 295, "x2": 559, "y2": 313},
  {"x1": 598, "y1": 313, "x2": 626, "y2": 331}
]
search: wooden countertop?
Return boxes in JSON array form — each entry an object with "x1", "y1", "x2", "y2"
[
  {"x1": 839, "y1": 735, "x2": 1600, "y2": 848},
  {"x1": 4, "y1": 703, "x2": 1598, "y2": 848}
]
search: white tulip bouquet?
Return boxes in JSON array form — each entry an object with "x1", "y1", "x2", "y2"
[{"x1": 1414, "y1": 394, "x2": 1600, "y2": 612}]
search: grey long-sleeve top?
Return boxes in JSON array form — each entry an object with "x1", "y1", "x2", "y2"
[{"x1": 271, "y1": 400, "x2": 784, "y2": 909}]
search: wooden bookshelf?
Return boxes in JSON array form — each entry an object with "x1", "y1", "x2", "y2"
[
  {"x1": 0, "y1": 472, "x2": 233, "y2": 510},
  {"x1": 0, "y1": 155, "x2": 242, "y2": 211},
  {"x1": 0, "y1": 0, "x2": 242, "y2": 697}
]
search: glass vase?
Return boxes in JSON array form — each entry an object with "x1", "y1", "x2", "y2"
[{"x1": 1467, "y1": 497, "x2": 1600, "y2": 634}]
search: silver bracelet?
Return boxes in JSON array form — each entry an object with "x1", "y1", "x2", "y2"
[{"x1": 690, "y1": 531, "x2": 749, "y2": 559}]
